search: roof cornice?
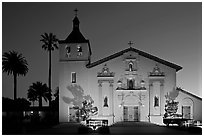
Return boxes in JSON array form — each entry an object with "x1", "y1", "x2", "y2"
[{"x1": 86, "y1": 47, "x2": 182, "y2": 72}]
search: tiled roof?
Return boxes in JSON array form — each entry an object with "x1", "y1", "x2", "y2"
[
  {"x1": 86, "y1": 47, "x2": 182, "y2": 72},
  {"x1": 177, "y1": 87, "x2": 202, "y2": 100},
  {"x1": 58, "y1": 16, "x2": 92, "y2": 55},
  {"x1": 58, "y1": 29, "x2": 87, "y2": 44}
]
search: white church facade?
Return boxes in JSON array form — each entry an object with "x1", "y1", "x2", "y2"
[{"x1": 58, "y1": 14, "x2": 202, "y2": 125}]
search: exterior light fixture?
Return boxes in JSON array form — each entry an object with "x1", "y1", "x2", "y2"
[
  {"x1": 117, "y1": 80, "x2": 122, "y2": 88},
  {"x1": 117, "y1": 80, "x2": 122, "y2": 84},
  {"x1": 140, "y1": 80, "x2": 145, "y2": 87}
]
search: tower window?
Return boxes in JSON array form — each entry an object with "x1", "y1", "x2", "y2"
[
  {"x1": 71, "y1": 72, "x2": 76, "y2": 83},
  {"x1": 154, "y1": 96, "x2": 159, "y2": 107},
  {"x1": 65, "y1": 45, "x2": 71, "y2": 57},
  {"x1": 77, "y1": 45, "x2": 82, "y2": 56}
]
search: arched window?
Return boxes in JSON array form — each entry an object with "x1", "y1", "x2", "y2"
[
  {"x1": 181, "y1": 98, "x2": 194, "y2": 119},
  {"x1": 71, "y1": 72, "x2": 76, "y2": 83},
  {"x1": 129, "y1": 62, "x2": 133, "y2": 71},
  {"x1": 65, "y1": 45, "x2": 71, "y2": 57}
]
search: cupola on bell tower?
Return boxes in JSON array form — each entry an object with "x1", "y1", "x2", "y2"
[{"x1": 59, "y1": 9, "x2": 92, "y2": 64}]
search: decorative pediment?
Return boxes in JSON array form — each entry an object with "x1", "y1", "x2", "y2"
[
  {"x1": 149, "y1": 64, "x2": 165, "y2": 77},
  {"x1": 97, "y1": 64, "x2": 115, "y2": 77}
]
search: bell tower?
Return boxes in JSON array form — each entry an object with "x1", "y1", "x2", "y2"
[
  {"x1": 59, "y1": 9, "x2": 92, "y2": 64},
  {"x1": 58, "y1": 9, "x2": 92, "y2": 122}
]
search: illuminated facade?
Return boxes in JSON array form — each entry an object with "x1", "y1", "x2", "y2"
[{"x1": 58, "y1": 14, "x2": 202, "y2": 125}]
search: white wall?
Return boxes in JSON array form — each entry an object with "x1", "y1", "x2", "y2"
[
  {"x1": 176, "y1": 91, "x2": 202, "y2": 122},
  {"x1": 59, "y1": 50, "x2": 178, "y2": 124}
]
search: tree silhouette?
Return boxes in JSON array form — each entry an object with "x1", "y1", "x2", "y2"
[
  {"x1": 2, "y1": 97, "x2": 31, "y2": 111},
  {"x1": 2, "y1": 51, "x2": 28, "y2": 100},
  {"x1": 51, "y1": 86, "x2": 59, "y2": 110},
  {"x1": 40, "y1": 32, "x2": 58, "y2": 107},
  {"x1": 27, "y1": 81, "x2": 51, "y2": 108},
  {"x1": 27, "y1": 89, "x2": 37, "y2": 107}
]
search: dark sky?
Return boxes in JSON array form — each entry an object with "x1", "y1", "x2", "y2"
[{"x1": 2, "y1": 2, "x2": 202, "y2": 102}]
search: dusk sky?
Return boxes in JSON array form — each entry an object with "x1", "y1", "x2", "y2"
[{"x1": 2, "y1": 2, "x2": 202, "y2": 103}]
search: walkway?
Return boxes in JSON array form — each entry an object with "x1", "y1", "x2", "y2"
[
  {"x1": 109, "y1": 121, "x2": 201, "y2": 135},
  {"x1": 25, "y1": 121, "x2": 201, "y2": 135}
]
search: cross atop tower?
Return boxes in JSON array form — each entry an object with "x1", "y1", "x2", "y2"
[
  {"x1": 128, "y1": 41, "x2": 134, "y2": 48},
  {"x1": 74, "y1": 8, "x2": 78, "y2": 16}
]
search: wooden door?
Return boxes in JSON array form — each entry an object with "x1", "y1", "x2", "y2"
[
  {"x1": 133, "y1": 106, "x2": 139, "y2": 121},
  {"x1": 123, "y1": 106, "x2": 139, "y2": 121},
  {"x1": 123, "y1": 106, "x2": 128, "y2": 121},
  {"x1": 128, "y1": 107, "x2": 134, "y2": 121}
]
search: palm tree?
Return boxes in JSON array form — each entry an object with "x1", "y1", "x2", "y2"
[
  {"x1": 27, "y1": 90, "x2": 37, "y2": 107},
  {"x1": 2, "y1": 51, "x2": 28, "y2": 100},
  {"x1": 40, "y1": 32, "x2": 58, "y2": 106},
  {"x1": 27, "y1": 81, "x2": 51, "y2": 108}
]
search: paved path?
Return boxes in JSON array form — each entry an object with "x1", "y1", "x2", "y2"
[
  {"x1": 29, "y1": 122, "x2": 87, "y2": 135},
  {"x1": 29, "y1": 121, "x2": 201, "y2": 135},
  {"x1": 109, "y1": 121, "x2": 200, "y2": 135}
]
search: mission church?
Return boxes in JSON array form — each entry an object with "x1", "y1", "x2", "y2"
[{"x1": 58, "y1": 11, "x2": 202, "y2": 125}]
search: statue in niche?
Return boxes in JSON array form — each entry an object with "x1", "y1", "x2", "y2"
[
  {"x1": 103, "y1": 96, "x2": 108, "y2": 107},
  {"x1": 128, "y1": 61, "x2": 134, "y2": 72},
  {"x1": 127, "y1": 79, "x2": 134, "y2": 89},
  {"x1": 154, "y1": 96, "x2": 159, "y2": 107}
]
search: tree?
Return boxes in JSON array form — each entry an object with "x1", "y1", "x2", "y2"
[
  {"x1": 40, "y1": 33, "x2": 58, "y2": 107},
  {"x1": 2, "y1": 97, "x2": 30, "y2": 111},
  {"x1": 62, "y1": 84, "x2": 97, "y2": 122},
  {"x1": 27, "y1": 81, "x2": 51, "y2": 108},
  {"x1": 51, "y1": 87, "x2": 59, "y2": 110},
  {"x1": 15, "y1": 98, "x2": 31, "y2": 110},
  {"x1": 53, "y1": 86, "x2": 59, "y2": 101},
  {"x1": 164, "y1": 88, "x2": 179, "y2": 118},
  {"x1": 80, "y1": 100, "x2": 98, "y2": 121},
  {"x1": 2, "y1": 51, "x2": 28, "y2": 100},
  {"x1": 27, "y1": 90, "x2": 37, "y2": 107}
]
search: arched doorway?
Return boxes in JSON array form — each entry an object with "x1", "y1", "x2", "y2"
[
  {"x1": 181, "y1": 98, "x2": 194, "y2": 119},
  {"x1": 123, "y1": 94, "x2": 140, "y2": 121}
]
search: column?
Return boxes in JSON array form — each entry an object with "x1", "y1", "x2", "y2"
[
  {"x1": 109, "y1": 81, "x2": 114, "y2": 116},
  {"x1": 149, "y1": 83, "x2": 153, "y2": 116},
  {"x1": 160, "y1": 81, "x2": 164, "y2": 115}
]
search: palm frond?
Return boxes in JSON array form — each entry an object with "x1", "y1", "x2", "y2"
[
  {"x1": 40, "y1": 32, "x2": 59, "y2": 51},
  {"x1": 2, "y1": 51, "x2": 28, "y2": 76},
  {"x1": 27, "y1": 81, "x2": 50, "y2": 105}
]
